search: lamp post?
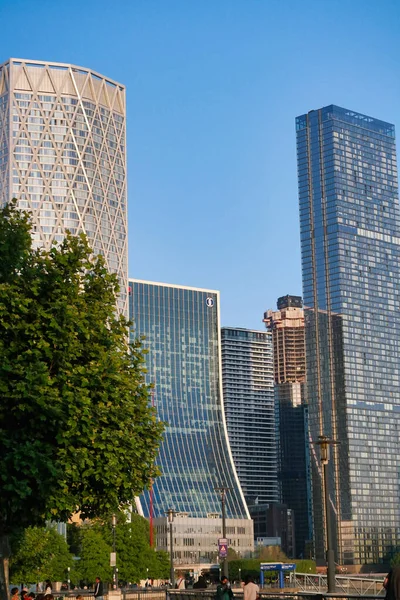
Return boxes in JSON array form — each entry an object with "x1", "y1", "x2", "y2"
[
  {"x1": 314, "y1": 435, "x2": 339, "y2": 594},
  {"x1": 67, "y1": 567, "x2": 70, "y2": 591},
  {"x1": 112, "y1": 514, "x2": 118, "y2": 589},
  {"x1": 239, "y1": 567, "x2": 241, "y2": 583},
  {"x1": 166, "y1": 508, "x2": 175, "y2": 587},
  {"x1": 215, "y1": 487, "x2": 231, "y2": 579}
]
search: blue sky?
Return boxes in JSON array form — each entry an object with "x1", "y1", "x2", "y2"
[{"x1": 1, "y1": 0, "x2": 400, "y2": 329}]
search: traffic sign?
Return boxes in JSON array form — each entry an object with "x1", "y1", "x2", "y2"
[{"x1": 218, "y1": 537, "x2": 228, "y2": 558}]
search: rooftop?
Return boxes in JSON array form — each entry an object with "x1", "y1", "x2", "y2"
[{"x1": 296, "y1": 104, "x2": 395, "y2": 138}]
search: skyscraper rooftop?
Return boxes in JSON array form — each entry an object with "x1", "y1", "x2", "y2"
[{"x1": 0, "y1": 58, "x2": 127, "y2": 312}]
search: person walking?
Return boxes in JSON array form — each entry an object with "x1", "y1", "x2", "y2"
[
  {"x1": 94, "y1": 577, "x2": 104, "y2": 600},
  {"x1": 384, "y1": 566, "x2": 400, "y2": 600},
  {"x1": 216, "y1": 576, "x2": 234, "y2": 600},
  {"x1": 243, "y1": 575, "x2": 259, "y2": 600}
]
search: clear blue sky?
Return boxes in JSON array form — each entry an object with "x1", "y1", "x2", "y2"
[{"x1": 1, "y1": 0, "x2": 400, "y2": 329}]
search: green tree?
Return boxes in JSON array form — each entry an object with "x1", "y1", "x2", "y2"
[
  {"x1": 227, "y1": 548, "x2": 239, "y2": 562},
  {"x1": 67, "y1": 523, "x2": 82, "y2": 557},
  {"x1": 294, "y1": 559, "x2": 316, "y2": 574},
  {"x1": 254, "y1": 545, "x2": 288, "y2": 562},
  {"x1": 390, "y1": 552, "x2": 400, "y2": 567},
  {"x1": 0, "y1": 202, "x2": 164, "y2": 600},
  {"x1": 114, "y1": 516, "x2": 155, "y2": 583},
  {"x1": 10, "y1": 526, "x2": 73, "y2": 584},
  {"x1": 228, "y1": 559, "x2": 260, "y2": 582},
  {"x1": 70, "y1": 515, "x2": 170, "y2": 585},
  {"x1": 75, "y1": 526, "x2": 112, "y2": 584},
  {"x1": 98, "y1": 514, "x2": 161, "y2": 583},
  {"x1": 152, "y1": 551, "x2": 170, "y2": 580}
]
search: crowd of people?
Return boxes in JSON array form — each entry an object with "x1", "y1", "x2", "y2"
[
  {"x1": 9, "y1": 572, "x2": 261, "y2": 600},
  {"x1": 11, "y1": 580, "x2": 54, "y2": 600}
]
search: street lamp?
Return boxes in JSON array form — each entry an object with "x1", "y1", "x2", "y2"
[
  {"x1": 67, "y1": 567, "x2": 70, "y2": 591},
  {"x1": 166, "y1": 508, "x2": 175, "y2": 588},
  {"x1": 215, "y1": 487, "x2": 231, "y2": 579},
  {"x1": 314, "y1": 435, "x2": 339, "y2": 594},
  {"x1": 238, "y1": 567, "x2": 241, "y2": 583},
  {"x1": 112, "y1": 514, "x2": 118, "y2": 589}
]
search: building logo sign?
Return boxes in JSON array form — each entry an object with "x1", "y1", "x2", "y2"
[{"x1": 206, "y1": 297, "x2": 214, "y2": 307}]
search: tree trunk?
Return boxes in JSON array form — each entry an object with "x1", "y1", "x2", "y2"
[{"x1": 0, "y1": 535, "x2": 10, "y2": 600}]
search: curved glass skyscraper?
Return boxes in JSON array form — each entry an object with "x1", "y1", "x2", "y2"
[
  {"x1": 0, "y1": 58, "x2": 127, "y2": 312},
  {"x1": 129, "y1": 280, "x2": 250, "y2": 520}
]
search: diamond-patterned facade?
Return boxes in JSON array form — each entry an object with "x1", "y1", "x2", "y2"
[{"x1": 0, "y1": 59, "x2": 128, "y2": 313}]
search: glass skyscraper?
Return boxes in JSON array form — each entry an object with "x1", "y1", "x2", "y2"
[
  {"x1": 296, "y1": 105, "x2": 400, "y2": 567},
  {"x1": 221, "y1": 327, "x2": 278, "y2": 506},
  {"x1": 0, "y1": 58, "x2": 127, "y2": 312},
  {"x1": 129, "y1": 280, "x2": 250, "y2": 520}
]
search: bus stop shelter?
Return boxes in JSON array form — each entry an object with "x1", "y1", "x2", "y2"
[{"x1": 260, "y1": 562, "x2": 296, "y2": 589}]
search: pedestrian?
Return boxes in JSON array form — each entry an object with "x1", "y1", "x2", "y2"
[
  {"x1": 243, "y1": 575, "x2": 259, "y2": 600},
  {"x1": 94, "y1": 577, "x2": 104, "y2": 600},
  {"x1": 11, "y1": 588, "x2": 19, "y2": 600},
  {"x1": 384, "y1": 566, "x2": 400, "y2": 600},
  {"x1": 193, "y1": 575, "x2": 207, "y2": 589},
  {"x1": 216, "y1": 576, "x2": 234, "y2": 600},
  {"x1": 44, "y1": 582, "x2": 52, "y2": 596},
  {"x1": 175, "y1": 573, "x2": 185, "y2": 590}
]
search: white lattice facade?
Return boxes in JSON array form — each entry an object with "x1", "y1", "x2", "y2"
[{"x1": 0, "y1": 58, "x2": 128, "y2": 313}]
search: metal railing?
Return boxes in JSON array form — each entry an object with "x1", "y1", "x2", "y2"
[
  {"x1": 54, "y1": 590, "x2": 167, "y2": 600},
  {"x1": 168, "y1": 592, "x2": 385, "y2": 600},
  {"x1": 53, "y1": 575, "x2": 386, "y2": 600},
  {"x1": 289, "y1": 572, "x2": 385, "y2": 596}
]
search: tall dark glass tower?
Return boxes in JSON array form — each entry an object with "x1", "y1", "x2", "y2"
[
  {"x1": 129, "y1": 280, "x2": 250, "y2": 520},
  {"x1": 296, "y1": 105, "x2": 400, "y2": 567}
]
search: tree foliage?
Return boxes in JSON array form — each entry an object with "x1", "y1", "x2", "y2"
[
  {"x1": 152, "y1": 550, "x2": 170, "y2": 580},
  {"x1": 10, "y1": 526, "x2": 73, "y2": 584},
  {"x1": 294, "y1": 559, "x2": 316, "y2": 574},
  {"x1": 0, "y1": 202, "x2": 164, "y2": 599},
  {"x1": 390, "y1": 552, "x2": 400, "y2": 567},
  {"x1": 227, "y1": 548, "x2": 239, "y2": 562},
  {"x1": 70, "y1": 515, "x2": 169, "y2": 585},
  {"x1": 74, "y1": 526, "x2": 112, "y2": 584},
  {"x1": 228, "y1": 559, "x2": 261, "y2": 582},
  {"x1": 228, "y1": 552, "x2": 315, "y2": 582},
  {"x1": 254, "y1": 545, "x2": 289, "y2": 562}
]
